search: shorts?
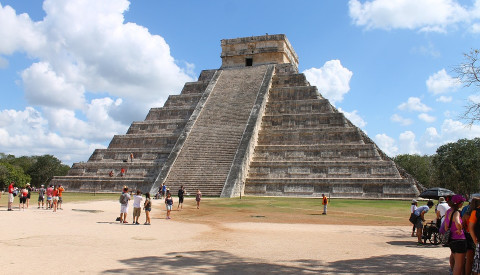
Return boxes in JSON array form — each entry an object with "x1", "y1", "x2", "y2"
[
  {"x1": 166, "y1": 204, "x2": 172, "y2": 211},
  {"x1": 20, "y1": 197, "x2": 27, "y2": 204},
  {"x1": 450, "y1": 239, "x2": 468, "y2": 254},
  {"x1": 415, "y1": 218, "x2": 424, "y2": 229},
  {"x1": 27, "y1": 194, "x2": 31, "y2": 199},
  {"x1": 38, "y1": 196, "x2": 44, "y2": 202},
  {"x1": 53, "y1": 196, "x2": 59, "y2": 201},
  {"x1": 466, "y1": 233, "x2": 475, "y2": 251},
  {"x1": 47, "y1": 196, "x2": 52, "y2": 201},
  {"x1": 58, "y1": 197, "x2": 63, "y2": 203},
  {"x1": 179, "y1": 196, "x2": 184, "y2": 203},
  {"x1": 120, "y1": 204, "x2": 128, "y2": 214},
  {"x1": 8, "y1": 193, "x2": 14, "y2": 203},
  {"x1": 145, "y1": 207, "x2": 151, "y2": 212},
  {"x1": 133, "y1": 207, "x2": 141, "y2": 217}
]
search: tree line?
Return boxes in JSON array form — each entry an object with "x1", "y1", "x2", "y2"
[
  {"x1": 0, "y1": 153, "x2": 70, "y2": 190},
  {"x1": 393, "y1": 138, "x2": 480, "y2": 195}
]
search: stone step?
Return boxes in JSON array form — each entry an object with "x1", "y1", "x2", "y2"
[
  {"x1": 274, "y1": 63, "x2": 299, "y2": 76},
  {"x1": 180, "y1": 81, "x2": 209, "y2": 95},
  {"x1": 252, "y1": 144, "x2": 381, "y2": 161},
  {"x1": 145, "y1": 106, "x2": 195, "y2": 121},
  {"x1": 108, "y1": 134, "x2": 179, "y2": 149},
  {"x1": 163, "y1": 93, "x2": 202, "y2": 108},
  {"x1": 127, "y1": 120, "x2": 187, "y2": 135},
  {"x1": 257, "y1": 127, "x2": 363, "y2": 145},
  {"x1": 272, "y1": 73, "x2": 309, "y2": 87},
  {"x1": 89, "y1": 149, "x2": 170, "y2": 162},
  {"x1": 198, "y1": 69, "x2": 217, "y2": 82},
  {"x1": 265, "y1": 99, "x2": 333, "y2": 115},
  {"x1": 261, "y1": 113, "x2": 347, "y2": 129},
  {"x1": 268, "y1": 86, "x2": 321, "y2": 101}
]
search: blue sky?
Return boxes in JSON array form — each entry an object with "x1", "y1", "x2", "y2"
[{"x1": 1, "y1": 0, "x2": 480, "y2": 165}]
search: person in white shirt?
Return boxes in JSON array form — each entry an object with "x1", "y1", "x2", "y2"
[
  {"x1": 410, "y1": 199, "x2": 418, "y2": 237},
  {"x1": 436, "y1": 196, "x2": 450, "y2": 227},
  {"x1": 132, "y1": 190, "x2": 143, "y2": 225}
]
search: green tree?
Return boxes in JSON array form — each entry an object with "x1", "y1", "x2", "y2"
[
  {"x1": 432, "y1": 138, "x2": 480, "y2": 194},
  {"x1": 0, "y1": 162, "x2": 31, "y2": 189},
  {"x1": 27, "y1": 155, "x2": 69, "y2": 186},
  {"x1": 394, "y1": 154, "x2": 435, "y2": 188}
]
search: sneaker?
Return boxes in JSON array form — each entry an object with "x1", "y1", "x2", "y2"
[
  {"x1": 417, "y1": 242, "x2": 424, "y2": 246},
  {"x1": 135, "y1": 222, "x2": 140, "y2": 225},
  {"x1": 123, "y1": 221, "x2": 128, "y2": 223}
]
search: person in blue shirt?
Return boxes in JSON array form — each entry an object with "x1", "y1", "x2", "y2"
[{"x1": 414, "y1": 200, "x2": 434, "y2": 245}]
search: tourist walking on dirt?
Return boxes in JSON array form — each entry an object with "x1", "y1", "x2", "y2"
[
  {"x1": 38, "y1": 184, "x2": 45, "y2": 208},
  {"x1": 19, "y1": 186, "x2": 28, "y2": 210},
  {"x1": 119, "y1": 187, "x2": 131, "y2": 223},
  {"x1": 7, "y1": 182, "x2": 14, "y2": 211},
  {"x1": 178, "y1": 185, "x2": 185, "y2": 210},
  {"x1": 322, "y1": 194, "x2": 328, "y2": 215},
  {"x1": 132, "y1": 190, "x2": 143, "y2": 225},
  {"x1": 144, "y1": 192, "x2": 151, "y2": 225},
  {"x1": 52, "y1": 186, "x2": 59, "y2": 212},
  {"x1": 165, "y1": 193, "x2": 173, "y2": 219},
  {"x1": 196, "y1": 189, "x2": 202, "y2": 209},
  {"x1": 414, "y1": 200, "x2": 434, "y2": 245},
  {"x1": 410, "y1": 199, "x2": 418, "y2": 237},
  {"x1": 58, "y1": 185, "x2": 65, "y2": 210},
  {"x1": 444, "y1": 195, "x2": 467, "y2": 275},
  {"x1": 26, "y1": 183, "x2": 32, "y2": 208},
  {"x1": 468, "y1": 198, "x2": 480, "y2": 275}
]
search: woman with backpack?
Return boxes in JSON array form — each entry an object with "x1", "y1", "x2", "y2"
[{"x1": 444, "y1": 195, "x2": 467, "y2": 275}]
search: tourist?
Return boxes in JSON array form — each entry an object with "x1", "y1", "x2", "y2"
[
  {"x1": 444, "y1": 195, "x2": 466, "y2": 275},
  {"x1": 109, "y1": 170, "x2": 114, "y2": 177},
  {"x1": 26, "y1": 183, "x2": 32, "y2": 208},
  {"x1": 120, "y1": 168, "x2": 125, "y2": 177},
  {"x1": 58, "y1": 185, "x2": 65, "y2": 210},
  {"x1": 468, "y1": 198, "x2": 480, "y2": 275},
  {"x1": 414, "y1": 200, "x2": 434, "y2": 245},
  {"x1": 196, "y1": 189, "x2": 202, "y2": 209},
  {"x1": 19, "y1": 186, "x2": 28, "y2": 210},
  {"x1": 161, "y1": 184, "x2": 166, "y2": 199},
  {"x1": 322, "y1": 194, "x2": 328, "y2": 215},
  {"x1": 130, "y1": 153, "x2": 134, "y2": 162},
  {"x1": 119, "y1": 187, "x2": 130, "y2": 223},
  {"x1": 144, "y1": 192, "x2": 151, "y2": 225},
  {"x1": 52, "y1": 186, "x2": 59, "y2": 212},
  {"x1": 165, "y1": 192, "x2": 173, "y2": 219},
  {"x1": 132, "y1": 190, "x2": 143, "y2": 225},
  {"x1": 38, "y1": 184, "x2": 45, "y2": 208},
  {"x1": 178, "y1": 185, "x2": 185, "y2": 210},
  {"x1": 463, "y1": 198, "x2": 480, "y2": 275},
  {"x1": 7, "y1": 182, "x2": 14, "y2": 211},
  {"x1": 410, "y1": 199, "x2": 418, "y2": 237},
  {"x1": 46, "y1": 185, "x2": 54, "y2": 209},
  {"x1": 437, "y1": 197, "x2": 450, "y2": 227}
]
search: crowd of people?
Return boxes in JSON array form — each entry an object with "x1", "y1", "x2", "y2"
[
  {"x1": 410, "y1": 194, "x2": 480, "y2": 275},
  {"x1": 119, "y1": 184, "x2": 202, "y2": 224},
  {"x1": 5, "y1": 181, "x2": 65, "y2": 212}
]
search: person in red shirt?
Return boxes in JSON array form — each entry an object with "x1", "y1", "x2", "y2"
[
  {"x1": 7, "y1": 182, "x2": 14, "y2": 211},
  {"x1": 58, "y1": 185, "x2": 65, "y2": 210},
  {"x1": 52, "y1": 186, "x2": 59, "y2": 212},
  {"x1": 19, "y1": 187, "x2": 28, "y2": 210}
]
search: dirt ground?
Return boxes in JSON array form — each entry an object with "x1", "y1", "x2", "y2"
[{"x1": 0, "y1": 198, "x2": 451, "y2": 274}]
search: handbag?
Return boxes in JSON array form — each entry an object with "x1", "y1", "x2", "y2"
[{"x1": 440, "y1": 210, "x2": 456, "y2": 246}]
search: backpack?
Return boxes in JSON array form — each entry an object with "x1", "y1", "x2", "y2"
[
  {"x1": 119, "y1": 193, "x2": 128, "y2": 204},
  {"x1": 440, "y1": 210, "x2": 457, "y2": 246}
]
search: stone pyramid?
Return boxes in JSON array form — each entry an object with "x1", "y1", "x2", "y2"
[{"x1": 52, "y1": 34, "x2": 420, "y2": 198}]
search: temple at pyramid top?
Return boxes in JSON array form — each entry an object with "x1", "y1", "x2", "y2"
[
  {"x1": 220, "y1": 34, "x2": 299, "y2": 69},
  {"x1": 52, "y1": 34, "x2": 421, "y2": 199}
]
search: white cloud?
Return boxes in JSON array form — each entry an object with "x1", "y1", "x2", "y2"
[
  {"x1": 437, "y1": 96, "x2": 453, "y2": 102},
  {"x1": 399, "y1": 131, "x2": 419, "y2": 154},
  {"x1": 426, "y1": 69, "x2": 460, "y2": 94},
  {"x1": 339, "y1": 108, "x2": 367, "y2": 128},
  {"x1": 391, "y1": 114, "x2": 413, "y2": 126},
  {"x1": 469, "y1": 95, "x2": 480, "y2": 104},
  {"x1": 348, "y1": 0, "x2": 477, "y2": 32},
  {"x1": 374, "y1": 133, "x2": 398, "y2": 156},
  {"x1": 398, "y1": 97, "x2": 432, "y2": 112},
  {"x1": 0, "y1": 0, "x2": 196, "y2": 164},
  {"x1": 303, "y1": 60, "x2": 353, "y2": 104},
  {"x1": 418, "y1": 113, "x2": 436, "y2": 123}
]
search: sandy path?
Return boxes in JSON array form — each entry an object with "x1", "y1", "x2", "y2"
[{"x1": 0, "y1": 199, "x2": 451, "y2": 274}]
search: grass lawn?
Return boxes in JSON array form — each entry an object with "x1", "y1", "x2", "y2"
[{"x1": 0, "y1": 192, "x2": 438, "y2": 226}]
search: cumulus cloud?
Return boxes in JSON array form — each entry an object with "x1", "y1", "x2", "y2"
[
  {"x1": 418, "y1": 113, "x2": 436, "y2": 123},
  {"x1": 437, "y1": 96, "x2": 453, "y2": 102},
  {"x1": 374, "y1": 133, "x2": 398, "y2": 157},
  {"x1": 398, "y1": 97, "x2": 432, "y2": 112},
  {"x1": 426, "y1": 69, "x2": 460, "y2": 94},
  {"x1": 303, "y1": 60, "x2": 353, "y2": 104},
  {"x1": 399, "y1": 131, "x2": 419, "y2": 154},
  {"x1": 339, "y1": 108, "x2": 367, "y2": 128},
  {"x1": 0, "y1": 0, "x2": 195, "y2": 164},
  {"x1": 391, "y1": 114, "x2": 413, "y2": 126},
  {"x1": 348, "y1": 0, "x2": 478, "y2": 32}
]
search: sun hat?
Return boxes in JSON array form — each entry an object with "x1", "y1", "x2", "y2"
[
  {"x1": 451, "y1": 194, "x2": 466, "y2": 204},
  {"x1": 439, "y1": 197, "x2": 445, "y2": 203},
  {"x1": 411, "y1": 199, "x2": 417, "y2": 203}
]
